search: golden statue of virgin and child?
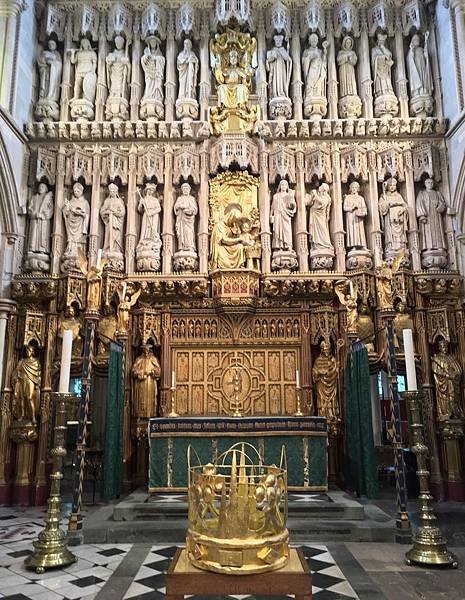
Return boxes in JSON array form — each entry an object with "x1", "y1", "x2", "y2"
[{"x1": 210, "y1": 30, "x2": 258, "y2": 134}]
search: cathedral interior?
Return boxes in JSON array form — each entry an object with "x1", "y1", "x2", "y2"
[{"x1": 2, "y1": 0, "x2": 465, "y2": 598}]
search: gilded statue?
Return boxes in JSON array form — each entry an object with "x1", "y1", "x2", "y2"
[
  {"x1": 210, "y1": 204, "x2": 246, "y2": 270},
  {"x1": 374, "y1": 251, "x2": 405, "y2": 310},
  {"x1": 394, "y1": 302, "x2": 414, "y2": 351},
  {"x1": 78, "y1": 251, "x2": 107, "y2": 312},
  {"x1": 58, "y1": 305, "x2": 82, "y2": 357},
  {"x1": 131, "y1": 345, "x2": 161, "y2": 419},
  {"x1": 432, "y1": 339, "x2": 465, "y2": 421},
  {"x1": 312, "y1": 340, "x2": 339, "y2": 422},
  {"x1": 209, "y1": 29, "x2": 257, "y2": 134},
  {"x1": 12, "y1": 345, "x2": 41, "y2": 425},
  {"x1": 335, "y1": 280, "x2": 358, "y2": 333},
  {"x1": 116, "y1": 286, "x2": 141, "y2": 336}
]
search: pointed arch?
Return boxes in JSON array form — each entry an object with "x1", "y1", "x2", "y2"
[{"x1": 0, "y1": 132, "x2": 20, "y2": 236}]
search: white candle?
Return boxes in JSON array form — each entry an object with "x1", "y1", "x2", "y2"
[
  {"x1": 172, "y1": 370, "x2": 176, "y2": 389},
  {"x1": 122, "y1": 283, "x2": 127, "y2": 299},
  {"x1": 96, "y1": 249, "x2": 102, "y2": 269},
  {"x1": 59, "y1": 329, "x2": 73, "y2": 393},
  {"x1": 349, "y1": 280, "x2": 354, "y2": 295},
  {"x1": 403, "y1": 329, "x2": 417, "y2": 391},
  {"x1": 296, "y1": 369, "x2": 300, "y2": 388}
]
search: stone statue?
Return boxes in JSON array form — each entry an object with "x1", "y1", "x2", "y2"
[
  {"x1": 136, "y1": 182, "x2": 162, "y2": 272},
  {"x1": 302, "y1": 33, "x2": 328, "y2": 120},
  {"x1": 312, "y1": 340, "x2": 339, "y2": 421},
  {"x1": 270, "y1": 180, "x2": 298, "y2": 272},
  {"x1": 371, "y1": 32, "x2": 398, "y2": 118},
  {"x1": 393, "y1": 301, "x2": 414, "y2": 351},
  {"x1": 24, "y1": 183, "x2": 54, "y2": 273},
  {"x1": 176, "y1": 39, "x2": 199, "y2": 119},
  {"x1": 210, "y1": 204, "x2": 247, "y2": 270},
  {"x1": 12, "y1": 345, "x2": 41, "y2": 425},
  {"x1": 337, "y1": 36, "x2": 362, "y2": 118},
  {"x1": 266, "y1": 34, "x2": 292, "y2": 119},
  {"x1": 306, "y1": 183, "x2": 334, "y2": 270},
  {"x1": 141, "y1": 36, "x2": 165, "y2": 120},
  {"x1": 105, "y1": 35, "x2": 131, "y2": 121},
  {"x1": 407, "y1": 33, "x2": 433, "y2": 117},
  {"x1": 343, "y1": 181, "x2": 372, "y2": 270},
  {"x1": 432, "y1": 339, "x2": 465, "y2": 421},
  {"x1": 379, "y1": 178, "x2": 409, "y2": 262},
  {"x1": 62, "y1": 182, "x2": 90, "y2": 270},
  {"x1": 416, "y1": 178, "x2": 448, "y2": 270},
  {"x1": 173, "y1": 183, "x2": 198, "y2": 272},
  {"x1": 100, "y1": 183, "x2": 126, "y2": 271},
  {"x1": 35, "y1": 39, "x2": 62, "y2": 120},
  {"x1": 117, "y1": 286, "x2": 141, "y2": 336},
  {"x1": 131, "y1": 344, "x2": 161, "y2": 418},
  {"x1": 69, "y1": 38, "x2": 97, "y2": 121}
]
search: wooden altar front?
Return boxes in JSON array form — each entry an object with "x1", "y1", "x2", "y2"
[{"x1": 148, "y1": 416, "x2": 328, "y2": 492}]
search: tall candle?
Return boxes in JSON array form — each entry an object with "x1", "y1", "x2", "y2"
[
  {"x1": 122, "y1": 283, "x2": 127, "y2": 299},
  {"x1": 59, "y1": 329, "x2": 73, "y2": 393},
  {"x1": 296, "y1": 369, "x2": 300, "y2": 388},
  {"x1": 403, "y1": 329, "x2": 417, "y2": 391},
  {"x1": 172, "y1": 370, "x2": 176, "y2": 389},
  {"x1": 96, "y1": 249, "x2": 102, "y2": 269},
  {"x1": 349, "y1": 280, "x2": 354, "y2": 296}
]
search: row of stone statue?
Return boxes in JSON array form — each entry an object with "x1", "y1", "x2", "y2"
[
  {"x1": 36, "y1": 35, "x2": 199, "y2": 122},
  {"x1": 35, "y1": 29, "x2": 434, "y2": 123},
  {"x1": 12, "y1": 335, "x2": 462, "y2": 425},
  {"x1": 24, "y1": 174, "x2": 449, "y2": 274},
  {"x1": 24, "y1": 181, "x2": 199, "y2": 274}
]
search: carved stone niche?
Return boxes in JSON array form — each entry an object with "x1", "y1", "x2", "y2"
[{"x1": 210, "y1": 135, "x2": 259, "y2": 174}]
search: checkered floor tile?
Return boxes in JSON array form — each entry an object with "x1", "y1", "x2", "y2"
[
  {"x1": 123, "y1": 544, "x2": 358, "y2": 600},
  {"x1": 148, "y1": 493, "x2": 331, "y2": 505}
]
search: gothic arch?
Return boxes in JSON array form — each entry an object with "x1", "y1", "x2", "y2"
[{"x1": 0, "y1": 134, "x2": 20, "y2": 236}]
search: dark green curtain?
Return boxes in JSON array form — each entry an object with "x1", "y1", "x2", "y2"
[
  {"x1": 102, "y1": 342, "x2": 124, "y2": 501},
  {"x1": 345, "y1": 345, "x2": 378, "y2": 498}
]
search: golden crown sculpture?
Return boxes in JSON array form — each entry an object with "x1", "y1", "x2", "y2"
[{"x1": 186, "y1": 443, "x2": 289, "y2": 574}]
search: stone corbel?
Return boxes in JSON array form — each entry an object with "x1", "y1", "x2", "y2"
[
  {"x1": 411, "y1": 143, "x2": 441, "y2": 182},
  {"x1": 42, "y1": 2, "x2": 67, "y2": 42},
  {"x1": 304, "y1": 144, "x2": 332, "y2": 183},
  {"x1": 401, "y1": 0, "x2": 426, "y2": 35},
  {"x1": 107, "y1": 2, "x2": 134, "y2": 42},
  {"x1": 375, "y1": 142, "x2": 405, "y2": 182},
  {"x1": 35, "y1": 147, "x2": 58, "y2": 186},
  {"x1": 215, "y1": 0, "x2": 252, "y2": 28},
  {"x1": 333, "y1": 1, "x2": 360, "y2": 38},
  {"x1": 72, "y1": 3, "x2": 100, "y2": 42},
  {"x1": 268, "y1": 146, "x2": 296, "y2": 184},
  {"x1": 339, "y1": 144, "x2": 369, "y2": 183},
  {"x1": 100, "y1": 147, "x2": 129, "y2": 185},
  {"x1": 173, "y1": 145, "x2": 200, "y2": 185},
  {"x1": 65, "y1": 146, "x2": 94, "y2": 187},
  {"x1": 267, "y1": 0, "x2": 292, "y2": 38},
  {"x1": 175, "y1": 2, "x2": 199, "y2": 40},
  {"x1": 20, "y1": 310, "x2": 46, "y2": 349},
  {"x1": 136, "y1": 144, "x2": 165, "y2": 184}
]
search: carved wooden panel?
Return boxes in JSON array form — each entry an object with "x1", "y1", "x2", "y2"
[{"x1": 172, "y1": 347, "x2": 298, "y2": 416}]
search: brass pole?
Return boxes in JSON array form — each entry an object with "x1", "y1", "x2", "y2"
[
  {"x1": 25, "y1": 392, "x2": 77, "y2": 573},
  {"x1": 403, "y1": 390, "x2": 458, "y2": 568}
]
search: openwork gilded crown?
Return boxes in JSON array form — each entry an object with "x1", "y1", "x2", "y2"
[{"x1": 186, "y1": 443, "x2": 289, "y2": 575}]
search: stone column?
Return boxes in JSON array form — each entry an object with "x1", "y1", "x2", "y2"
[
  {"x1": 51, "y1": 147, "x2": 66, "y2": 275},
  {"x1": 358, "y1": 11, "x2": 374, "y2": 119},
  {"x1": 165, "y1": 11, "x2": 176, "y2": 122},
  {"x1": 331, "y1": 147, "x2": 345, "y2": 272},
  {"x1": 0, "y1": 307, "x2": 16, "y2": 503},
  {"x1": 259, "y1": 140, "x2": 271, "y2": 273},
  {"x1": 59, "y1": 15, "x2": 73, "y2": 122},
  {"x1": 198, "y1": 141, "x2": 210, "y2": 273},
  {"x1": 367, "y1": 150, "x2": 383, "y2": 267},
  {"x1": 295, "y1": 147, "x2": 309, "y2": 272},
  {"x1": 403, "y1": 153, "x2": 421, "y2": 271},
  {"x1": 428, "y1": 18, "x2": 444, "y2": 119},
  {"x1": 88, "y1": 152, "x2": 102, "y2": 265},
  {"x1": 450, "y1": 0, "x2": 465, "y2": 110},
  {"x1": 1, "y1": 14, "x2": 19, "y2": 111},
  {"x1": 160, "y1": 311, "x2": 172, "y2": 417},
  {"x1": 130, "y1": 21, "x2": 142, "y2": 121},
  {"x1": 199, "y1": 12, "x2": 211, "y2": 122},
  {"x1": 394, "y1": 10, "x2": 409, "y2": 118},
  {"x1": 162, "y1": 146, "x2": 174, "y2": 274},
  {"x1": 256, "y1": 12, "x2": 267, "y2": 120},
  {"x1": 301, "y1": 311, "x2": 313, "y2": 412},
  {"x1": 95, "y1": 17, "x2": 108, "y2": 122},
  {"x1": 126, "y1": 147, "x2": 138, "y2": 274},
  {"x1": 327, "y1": 22, "x2": 338, "y2": 119},
  {"x1": 290, "y1": 14, "x2": 303, "y2": 121},
  {"x1": 0, "y1": 301, "x2": 14, "y2": 392}
]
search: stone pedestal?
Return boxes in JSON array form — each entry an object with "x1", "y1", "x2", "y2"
[
  {"x1": 34, "y1": 99, "x2": 59, "y2": 122},
  {"x1": 438, "y1": 419, "x2": 465, "y2": 501},
  {"x1": 141, "y1": 98, "x2": 164, "y2": 120},
  {"x1": 105, "y1": 96, "x2": 129, "y2": 121},
  {"x1": 310, "y1": 248, "x2": 334, "y2": 271},
  {"x1": 409, "y1": 94, "x2": 434, "y2": 119},
  {"x1": 104, "y1": 250, "x2": 124, "y2": 272},
  {"x1": 9, "y1": 420, "x2": 38, "y2": 505},
  {"x1": 269, "y1": 97, "x2": 292, "y2": 120},
  {"x1": 346, "y1": 248, "x2": 373, "y2": 271},
  {"x1": 23, "y1": 251, "x2": 50, "y2": 274},
  {"x1": 374, "y1": 93, "x2": 398, "y2": 118},
  {"x1": 173, "y1": 250, "x2": 198, "y2": 273},
  {"x1": 421, "y1": 248, "x2": 448, "y2": 271},
  {"x1": 303, "y1": 96, "x2": 327, "y2": 120},
  {"x1": 136, "y1": 240, "x2": 162, "y2": 272},
  {"x1": 70, "y1": 98, "x2": 95, "y2": 121},
  {"x1": 271, "y1": 249, "x2": 298, "y2": 272},
  {"x1": 176, "y1": 98, "x2": 199, "y2": 120},
  {"x1": 338, "y1": 95, "x2": 362, "y2": 119}
]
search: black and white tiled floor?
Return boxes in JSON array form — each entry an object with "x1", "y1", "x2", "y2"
[
  {"x1": 123, "y1": 544, "x2": 358, "y2": 600},
  {"x1": 148, "y1": 493, "x2": 331, "y2": 504}
]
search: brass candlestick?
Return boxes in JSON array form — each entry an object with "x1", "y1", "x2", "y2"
[
  {"x1": 403, "y1": 390, "x2": 458, "y2": 568},
  {"x1": 25, "y1": 393, "x2": 77, "y2": 573},
  {"x1": 294, "y1": 385, "x2": 303, "y2": 417},
  {"x1": 167, "y1": 386, "x2": 179, "y2": 418},
  {"x1": 232, "y1": 368, "x2": 243, "y2": 418}
]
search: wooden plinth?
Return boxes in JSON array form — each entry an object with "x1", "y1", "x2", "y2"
[{"x1": 166, "y1": 548, "x2": 312, "y2": 600}]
